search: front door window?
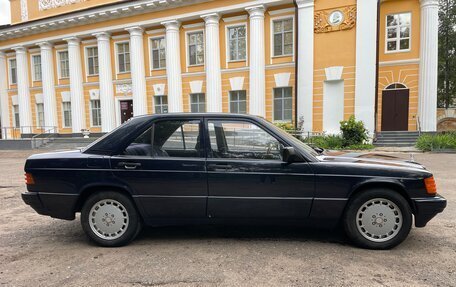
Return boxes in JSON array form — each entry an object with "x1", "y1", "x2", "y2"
[{"x1": 208, "y1": 120, "x2": 282, "y2": 160}]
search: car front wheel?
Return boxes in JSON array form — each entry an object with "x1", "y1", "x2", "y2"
[
  {"x1": 81, "y1": 191, "x2": 142, "y2": 247},
  {"x1": 343, "y1": 189, "x2": 412, "y2": 249}
]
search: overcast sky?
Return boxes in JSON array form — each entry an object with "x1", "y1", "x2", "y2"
[{"x1": 0, "y1": 0, "x2": 11, "y2": 25}]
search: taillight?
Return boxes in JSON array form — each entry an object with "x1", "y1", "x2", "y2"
[
  {"x1": 424, "y1": 176, "x2": 437, "y2": 195},
  {"x1": 25, "y1": 173, "x2": 35, "y2": 185}
]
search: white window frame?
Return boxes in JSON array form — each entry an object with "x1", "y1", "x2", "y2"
[
  {"x1": 385, "y1": 12, "x2": 412, "y2": 54},
  {"x1": 85, "y1": 45, "x2": 99, "y2": 77},
  {"x1": 273, "y1": 86, "x2": 293, "y2": 123},
  {"x1": 114, "y1": 41, "x2": 131, "y2": 75},
  {"x1": 225, "y1": 23, "x2": 248, "y2": 63},
  {"x1": 36, "y1": 103, "x2": 44, "y2": 127},
  {"x1": 30, "y1": 54, "x2": 42, "y2": 82},
  {"x1": 89, "y1": 99, "x2": 101, "y2": 127},
  {"x1": 229, "y1": 90, "x2": 247, "y2": 114},
  {"x1": 185, "y1": 29, "x2": 205, "y2": 67},
  {"x1": 8, "y1": 58, "x2": 17, "y2": 86},
  {"x1": 62, "y1": 102, "x2": 72, "y2": 128},
  {"x1": 154, "y1": 95, "x2": 168, "y2": 114},
  {"x1": 189, "y1": 93, "x2": 206, "y2": 113},
  {"x1": 13, "y1": 105, "x2": 20, "y2": 128},
  {"x1": 148, "y1": 36, "x2": 166, "y2": 71},
  {"x1": 57, "y1": 50, "x2": 70, "y2": 79},
  {"x1": 270, "y1": 15, "x2": 295, "y2": 59}
]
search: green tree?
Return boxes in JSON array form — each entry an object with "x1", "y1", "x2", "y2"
[{"x1": 438, "y1": 0, "x2": 456, "y2": 108}]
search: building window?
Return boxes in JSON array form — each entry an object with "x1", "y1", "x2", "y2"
[
  {"x1": 116, "y1": 42, "x2": 131, "y2": 73},
  {"x1": 9, "y1": 59, "x2": 17, "y2": 85},
  {"x1": 229, "y1": 90, "x2": 247, "y2": 114},
  {"x1": 150, "y1": 37, "x2": 166, "y2": 70},
  {"x1": 386, "y1": 13, "x2": 411, "y2": 52},
  {"x1": 273, "y1": 87, "x2": 292, "y2": 122},
  {"x1": 188, "y1": 31, "x2": 204, "y2": 66},
  {"x1": 86, "y1": 47, "x2": 99, "y2": 76},
  {"x1": 13, "y1": 105, "x2": 20, "y2": 127},
  {"x1": 32, "y1": 55, "x2": 42, "y2": 81},
  {"x1": 62, "y1": 102, "x2": 72, "y2": 128},
  {"x1": 154, "y1": 95, "x2": 168, "y2": 114},
  {"x1": 90, "y1": 100, "x2": 101, "y2": 127},
  {"x1": 36, "y1": 103, "x2": 44, "y2": 127},
  {"x1": 190, "y1": 93, "x2": 205, "y2": 113},
  {"x1": 227, "y1": 25, "x2": 246, "y2": 61},
  {"x1": 273, "y1": 18, "x2": 293, "y2": 57},
  {"x1": 58, "y1": 51, "x2": 69, "y2": 79}
]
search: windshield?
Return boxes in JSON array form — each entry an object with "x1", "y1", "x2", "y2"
[{"x1": 264, "y1": 120, "x2": 319, "y2": 159}]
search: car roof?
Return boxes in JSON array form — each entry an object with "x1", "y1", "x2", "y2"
[{"x1": 131, "y1": 113, "x2": 265, "y2": 121}]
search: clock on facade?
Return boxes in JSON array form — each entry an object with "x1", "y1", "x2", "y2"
[{"x1": 328, "y1": 10, "x2": 344, "y2": 26}]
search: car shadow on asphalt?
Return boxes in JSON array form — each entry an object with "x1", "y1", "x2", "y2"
[{"x1": 134, "y1": 225, "x2": 349, "y2": 246}]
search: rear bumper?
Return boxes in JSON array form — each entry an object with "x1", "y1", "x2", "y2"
[
  {"x1": 413, "y1": 195, "x2": 447, "y2": 227},
  {"x1": 22, "y1": 191, "x2": 78, "y2": 220}
]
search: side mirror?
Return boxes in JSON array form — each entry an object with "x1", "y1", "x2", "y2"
[{"x1": 282, "y1": 146, "x2": 300, "y2": 163}]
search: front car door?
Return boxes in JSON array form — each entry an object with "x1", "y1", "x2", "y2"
[
  {"x1": 110, "y1": 118, "x2": 207, "y2": 220},
  {"x1": 205, "y1": 118, "x2": 314, "y2": 219}
]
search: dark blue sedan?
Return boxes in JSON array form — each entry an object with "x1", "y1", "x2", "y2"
[{"x1": 22, "y1": 113, "x2": 446, "y2": 249}]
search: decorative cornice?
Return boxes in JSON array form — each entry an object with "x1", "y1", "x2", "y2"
[
  {"x1": 268, "y1": 7, "x2": 295, "y2": 15},
  {"x1": 146, "y1": 28, "x2": 166, "y2": 35},
  {"x1": 182, "y1": 22, "x2": 205, "y2": 29}
]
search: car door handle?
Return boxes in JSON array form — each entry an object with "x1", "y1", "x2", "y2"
[
  {"x1": 118, "y1": 162, "x2": 141, "y2": 170},
  {"x1": 208, "y1": 164, "x2": 233, "y2": 171}
]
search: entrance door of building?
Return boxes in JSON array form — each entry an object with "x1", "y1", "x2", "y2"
[
  {"x1": 120, "y1": 100, "x2": 133, "y2": 124},
  {"x1": 381, "y1": 87, "x2": 409, "y2": 131}
]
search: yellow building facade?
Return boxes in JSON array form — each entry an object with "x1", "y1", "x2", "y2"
[{"x1": 0, "y1": 0, "x2": 439, "y2": 138}]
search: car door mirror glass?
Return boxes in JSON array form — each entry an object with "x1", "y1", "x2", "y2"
[{"x1": 282, "y1": 146, "x2": 300, "y2": 163}]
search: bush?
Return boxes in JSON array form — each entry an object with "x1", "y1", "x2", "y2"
[
  {"x1": 340, "y1": 116, "x2": 368, "y2": 146},
  {"x1": 416, "y1": 132, "x2": 456, "y2": 151},
  {"x1": 274, "y1": 122, "x2": 295, "y2": 132},
  {"x1": 309, "y1": 135, "x2": 344, "y2": 149}
]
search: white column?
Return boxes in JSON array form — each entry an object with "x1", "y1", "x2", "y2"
[
  {"x1": 246, "y1": 5, "x2": 266, "y2": 117},
  {"x1": 296, "y1": 0, "x2": 314, "y2": 132},
  {"x1": 201, "y1": 13, "x2": 222, "y2": 112},
  {"x1": 126, "y1": 26, "x2": 148, "y2": 116},
  {"x1": 0, "y1": 52, "x2": 10, "y2": 139},
  {"x1": 94, "y1": 32, "x2": 116, "y2": 132},
  {"x1": 418, "y1": 0, "x2": 439, "y2": 132},
  {"x1": 162, "y1": 20, "x2": 183, "y2": 112},
  {"x1": 64, "y1": 37, "x2": 86, "y2": 133},
  {"x1": 354, "y1": 0, "x2": 378, "y2": 134},
  {"x1": 12, "y1": 46, "x2": 33, "y2": 134},
  {"x1": 37, "y1": 42, "x2": 58, "y2": 132}
]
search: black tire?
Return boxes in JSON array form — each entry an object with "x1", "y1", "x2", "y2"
[
  {"x1": 343, "y1": 188, "x2": 412, "y2": 250},
  {"x1": 81, "y1": 191, "x2": 142, "y2": 247}
]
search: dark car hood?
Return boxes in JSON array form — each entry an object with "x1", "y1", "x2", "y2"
[{"x1": 317, "y1": 151, "x2": 426, "y2": 170}]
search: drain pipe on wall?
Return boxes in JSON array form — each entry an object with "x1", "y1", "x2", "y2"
[
  {"x1": 293, "y1": 0, "x2": 299, "y2": 131},
  {"x1": 374, "y1": 0, "x2": 381, "y2": 139}
]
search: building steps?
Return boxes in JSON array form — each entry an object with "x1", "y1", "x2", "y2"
[
  {"x1": 374, "y1": 131, "x2": 420, "y2": 147},
  {"x1": 39, "y1": 137, "x2": 99, "y2": 150}
]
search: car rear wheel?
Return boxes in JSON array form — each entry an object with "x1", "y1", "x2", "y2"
[
  {"x1": 343, "y1": 189, "x2": 412, "y2": 249},
  {"x1": 81, "y1": 191, "x2": 142, "y2": 247}
]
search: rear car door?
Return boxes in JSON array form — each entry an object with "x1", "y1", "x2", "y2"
[
  {"x1": 205, "y1": 118, "x2": 314, "y2": 219},
  {"x1": 110, "y1": 118, "x2": 207, "y2": 220}
]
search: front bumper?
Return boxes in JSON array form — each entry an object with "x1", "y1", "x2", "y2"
[
  {"x1": 413, "y1": 195, "x2": 447, "y2": 227},
  {"x1": 22, "y1": 191, "x2": 78, "y2": 220}
]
